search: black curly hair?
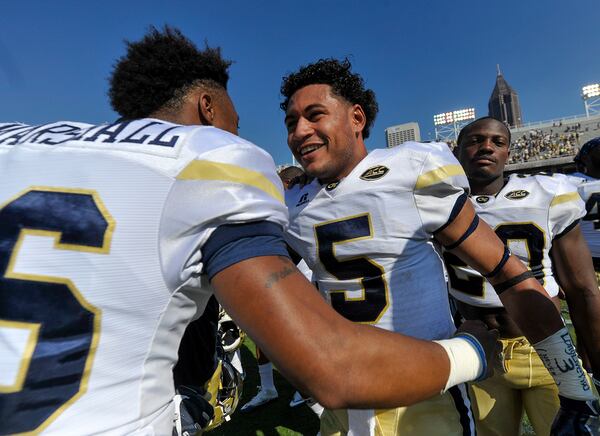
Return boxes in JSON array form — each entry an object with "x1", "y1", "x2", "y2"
[
  {"x1": 280, "y1": 58, "x2": 378, "y2": 139},
  {"x1": 109, "y1": 26, "x2": 232, "y2": 119}
]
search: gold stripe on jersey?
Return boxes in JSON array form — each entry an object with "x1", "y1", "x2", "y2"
[
  {"x1": 550, "y1": 192, "x2": 580, "y2": 207},
  {"x1": 415, "y1": 165, "x2": 465, "y2": 190},
  {"x1": 177, "y1": 160, "x2": 284, "y2": 203}
]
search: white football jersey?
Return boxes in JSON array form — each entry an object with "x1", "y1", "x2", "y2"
[
  {"x1": 285, "y1": 142, "x2": 469, "y2": 341},
  {"x1": 567, "y1": 175, "x2": 600, "y2": 258},
  {"x1": 0, "y1": 120, "x2": 287, "y2": 435},
  {"x1": 446, "y1": 173, "x2": 585, "y2": 308}
]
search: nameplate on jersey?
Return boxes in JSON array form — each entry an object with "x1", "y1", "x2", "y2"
[
  {"x1": 359, "y1": 165, "x2": 389, "y2": 181},
  {"x1": 504, "y1": 190, "x2": 529, "y2": 200},
  {"x1": 475, "y1": 195, "x2": 490, "y2": 204},
  {"x1": 0, "y1": 121, "x2": 185, "y2": 159}
]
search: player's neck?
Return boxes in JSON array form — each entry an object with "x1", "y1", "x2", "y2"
[{"x1": 468, "y1": 175, "x2": 506, "y2": 196}]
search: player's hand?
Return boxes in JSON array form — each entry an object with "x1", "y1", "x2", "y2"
[
  {"x1": 456, "y1": 320, "x2": 501, "y2": 379},
  {"x1": 173, "y1": 385, "x2": 214, "y2": 436},
  {"x1": 551, "y1": 396, "x2": 600, "y2": 435}
]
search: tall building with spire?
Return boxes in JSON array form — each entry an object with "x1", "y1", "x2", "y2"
[{"x1": 488, "y1": 65, "x2": 523, "y2": 127}]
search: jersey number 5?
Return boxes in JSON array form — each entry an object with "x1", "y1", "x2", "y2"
[
  {"x1": 314, "y1": 214, "x2": 389, "y2": 323},
  {"x1": 0, "y1": 187, "x2": 113, "y2": 434}
]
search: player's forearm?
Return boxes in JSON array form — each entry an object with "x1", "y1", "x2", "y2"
[
  {"x1": 493, "y1": 259, "x2": 595, "y2": 400},
  {"x1": 213, "y1": 256, "x2": 483, "y2": 409},
  {"x1": 566, "y1": 289, "x2": 600, "y2": 376},
  {"x1": 443, "y1": 208, "x2": 564, "y2": 342},
  {"x1": 492, "y1": 255, "x2": 565, "y2": 343},
  {"x1": 308, "y1": 322, "x2": 452, "y2": 409},
  {"x1": 552, "y1": 229, "x2": 600, "y2": 376},
  {"x1": 438, "y1": 203, "x2": 595, "y2": 400}
]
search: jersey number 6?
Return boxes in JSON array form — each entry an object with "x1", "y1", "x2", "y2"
[{"x1": 0, "y1": 187, "x2": 113, "y2": 434}]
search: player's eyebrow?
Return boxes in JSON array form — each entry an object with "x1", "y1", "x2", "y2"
[{"x1": 285, "y1": 104, "x2": 327, "y2": 125}]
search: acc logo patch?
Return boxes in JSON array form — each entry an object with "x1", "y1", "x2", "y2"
[
  {"x1": 326, "y1": 181, "x2": 340, "y2": 191},
  {"x1": 505, "y1": 190, "x2": 529, "y2": 200},
  {"x1": 475, "y1": 196, "x2": 490, "y2": 204},
  {"x1": 360, "y1": 165, "x2": 389, "y2": 181}
]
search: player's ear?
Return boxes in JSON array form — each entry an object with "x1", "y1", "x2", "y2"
[
  {"x1": 197, "y1": 92, "x2": 215, "y2": 127},
  {"x1": 351, "y1": 104, "x2": 367, "y2": 137}
]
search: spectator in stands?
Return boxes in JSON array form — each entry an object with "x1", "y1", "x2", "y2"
[{"x1": 509, "y1": 129, "x2": 578, "y2": 164}]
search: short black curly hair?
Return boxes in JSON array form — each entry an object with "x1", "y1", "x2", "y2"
[
  {"x1": 109, "y1": 26, "x2": 232, "y2": 119},
  {"x1": 280, "y1": 58, "x2": 378, "y2": 139}
]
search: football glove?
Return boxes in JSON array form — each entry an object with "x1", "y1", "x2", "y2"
[{"x1": 551, "y1": 395, "x2": 600, "y2": 436}]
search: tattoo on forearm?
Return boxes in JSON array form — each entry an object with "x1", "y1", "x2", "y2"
[{"x1": 264, "y1": 257, "x2": 299, "y2": 288}]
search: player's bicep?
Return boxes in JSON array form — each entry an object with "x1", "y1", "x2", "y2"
[
  {"x1": 202, "y1": 221, "x2": 289, "y2": 280},
  {"x1": 435, "y1": 200, "x2": 504, "y2": 274},
  {"x1": 551, "y1": 224, "x2": 596, "y2": 291},
  {"x1": 211, "y1": 255, "x2": 346, "y2": 395}
]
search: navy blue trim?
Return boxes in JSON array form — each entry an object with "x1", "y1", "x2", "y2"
[
  {"x1": 444, "y1": 215, "x2": 480, "y2": 250},
  {"x1": 483, "y1": 246, "x2": 511, "y2": 278},
  {"x1": 494, "y1": 270, "x2": 535, "y2": 294},
  {"x1": 433, "y1": 191, "x2": 469, "y2": 235},
  {"x1": 553, "y1": 219, "x2": 580, "y2": 241},
  {"x1": 456, "y1": 333, "x2": 487, "y2": 382},
  {"x1": 203, "y1": 221, "x2": 289, "y2": 280},
  {"x1": 448, "y1": 385, "x2": 475, "y2": 436}
]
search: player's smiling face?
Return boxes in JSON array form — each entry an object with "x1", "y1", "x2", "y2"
[
  {"x1": 458, "y1": 119, "x2": 510, "y2": 182},
  {"x1": 284, "y1": 84, "x2": 366, "y2": 183}
]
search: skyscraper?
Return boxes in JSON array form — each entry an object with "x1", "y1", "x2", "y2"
[
  {"x1": 385, "y1": 122, "x2": 421, "y2": 147},
  {"x1": 488, "y1": 65, "x2": 523, "y2": 127}
]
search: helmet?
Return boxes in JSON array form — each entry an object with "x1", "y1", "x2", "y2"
[
  {"x1": 218, "y1": 309, "x2": 246, "y2": 354},
  {"x1": 203, "y1": 359, "x2": 243, "y2": 431}
]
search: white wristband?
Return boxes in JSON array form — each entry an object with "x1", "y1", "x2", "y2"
[
  {"x1": 534, "y1": 327, "x2": 594, "y2": 401},
  {"x1": 434, "y1": 335, "x2": 484, "y2": 393}
]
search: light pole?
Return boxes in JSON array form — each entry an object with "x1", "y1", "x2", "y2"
[
  {"x1": 433, "y1": 108, "x2": 476, "y2": 143},
  {"x1": 582, "y1": 83, "x2": 600, "y2": 117}
]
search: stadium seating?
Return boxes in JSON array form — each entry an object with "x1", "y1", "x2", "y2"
[{"x1": 508, "y1": 114, "x2": 600, "y2": 164}]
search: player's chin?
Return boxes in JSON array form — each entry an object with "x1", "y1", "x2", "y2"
[
  {"x1": 469, "y1": 166, "x2": 497, "y2": 180},
  {"x1": 301, "y1": 161, "x2": 325, "y2": 179}
]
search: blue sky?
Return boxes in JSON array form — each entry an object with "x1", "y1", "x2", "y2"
[{"x1": 1, "y1": 0, "x2": 598, "y2": 165}]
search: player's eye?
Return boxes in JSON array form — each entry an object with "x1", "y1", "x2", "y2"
[{"x1": 308, "y1": 111, "x2": 324, "y2": 121}]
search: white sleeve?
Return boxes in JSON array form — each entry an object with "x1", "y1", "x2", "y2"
[
  {"x1": 413, "y1": 144, "x2": 470, "y2": 234},
  {"x1": 160, "y1": 139, "x2": 289, "y2": 291},
  {"x1": 548, "y1": 176, "x2": 586, "y2": 239}
]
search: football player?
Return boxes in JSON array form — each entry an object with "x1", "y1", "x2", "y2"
[
  {"x1": 447, "y1": 117, "x2": 600, "y2": 435},
  {"x1": 280, "y1": 59, "x2": 599, "y2": 435},
  {"x1": 572, "y1": 138, "x2": 600, "y2": 283},
  {"x1": 0, "y1": 28, "x2": 499, "y2": 435}
]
